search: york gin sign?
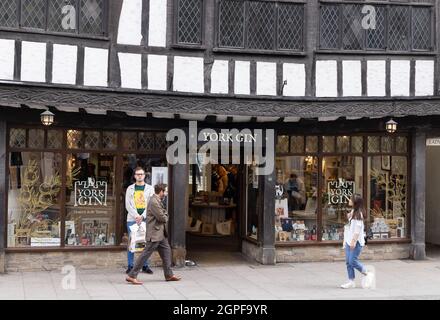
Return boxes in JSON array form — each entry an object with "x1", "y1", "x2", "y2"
[
  {"x1": 74, "y1": 178, "x2": 107, "y2": 206},
  {"x1": 328, "y1": 178, "x2": 355, "y2": 205}
]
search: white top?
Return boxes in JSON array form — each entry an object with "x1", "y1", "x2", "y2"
[{"x1": 343, "y1": 210, "x2": 365, "y2": 247}]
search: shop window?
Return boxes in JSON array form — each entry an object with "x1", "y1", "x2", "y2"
[
  {"x1": 396, "y1": 136, "x2": 408, "y2": 153},
  {"x1": 305, "y1": 136, "x2": 318, "y2": 153},
  {"x1": 138, "y1": 132, "x2": 155, "y2": 152},
  {"x1": 368, "y1": 136, "x2": 380, "y2": 153},
  {"x1": 28, "y1": 129, "x2": 45, "y2": 149},
  {"x1": 122, "y1": 132, "x2": 137, "y2": 151},
  {"x1": 381, "y1": 136, "x2": 394, "y2": 153},
  {"x1": 65, "y1": 153, "x2": 116, "y2": 246},
  {"x1": 368, "y1": 156, "x2": 408, "y2": 239},
  {"x1": 7, "y1": 152, "x2": 62, "y2": 247},
  {"x1": 9, "y1": 128, "x2": 26, "y2": 148},
  {"x1": 323, "y1": 136, "x2": 335, "y2": 153},
  {"x1": 102, "y1": 131, "x2": 117, "y2": 150},
  {"x1": 322, "y1": 156, "x2": 363, "y2": 241},
  {"x1": 275, "y1": 156, "x2": 318, "y2": 242},
  {"x1": 290, "y1": 136, "x2": 304, "y2": 153},
  {"x1": 336, "y1": 136, "x2": 350, "y2": 153},
  {"x1": 84, "y1": 131, "x2": 100, "y2": 150},
  {"x1": 351, "y1": 136, "x2": 363, "y2": 153},
  {"x1": 276, "y1": 135, "x2": 289, "y2": 153},
  {"x1": 47, "y1": 129, "x2": 63, "y2": 149},
  {"x1": 67, "y1": 130, "x2": 83, "y2": 149}
]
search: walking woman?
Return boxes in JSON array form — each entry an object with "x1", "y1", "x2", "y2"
[{"x1": 341, "y1": 194, "x2": 371, "y2": 289}]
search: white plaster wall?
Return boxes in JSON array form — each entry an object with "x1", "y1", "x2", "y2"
[
  {"x1": 210, "y1": 60, "x2": 229, "y2": 94},
  {"x1": 148, "y1": 54, "x2": 167, "y2": 91},
  {"x1": 117, "y1": 0, "x2": 142, "y2": 45},
  {"x1": 234, "y1": 61, "x2": 250, "y2": 95},
  {"x1": 282, "y1": 63, "x2": 305, "y2": 97},
  {"x1": 343, "y1": 60, "x2": 362, "y2": 97},
  {"x1": 426, "y1": 147, "x2": 440, "y2": 245},
  {"x1": 173, "y1": 56, "x2": 204, "y2": 93},
  {"x1": 21, "y1": 41, "x2": 46, "y2": 82},
  {"x1": 315, "y1": 60, "x2": 337, "y2": 97},
  {"x1": 256, "y1": 62, "x2": 276, "y2": 96},
  {"x1": 83, "y1": 47, "x2": 108, "y2": 87},
  {"x1": 149, "y1": 0, "x2": 167, "y2": 47},
  {"x1": 0, "y1": 39, "x2": 15, "y2": 80},
  {"x1": 415, "y1": 60, "x2": 434, "y2": 96},
  {"x1": 52, "y1": 44, "x2": 77, "y2": 85},
  {"x1": 391, "y1": 60, "x2": 410, "y2": 97},
  {"x1": 118, "y1": 52, "x2": 142, "y2": 89},
  {"x1": 367, "y1": 60, "x2": 386, "y2": 97}
]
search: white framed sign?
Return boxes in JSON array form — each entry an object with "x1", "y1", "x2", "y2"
[
  {"x1": 152, "y1": 167, "x2": 168, "y2": 187},
  {"x1": 427, "y1": 138, "x2": 440, "y2": 146}
]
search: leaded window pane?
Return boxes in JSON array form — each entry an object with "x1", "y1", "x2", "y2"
[
  {"x1": 381, "y1": 136, "x2": 394, "y2": 153},
  {"x1": 28, "y1": 129, "x2": 45, "y2": 149},
  {"x1": 368, "y1": 136, "x2": 380, "y2": 153},
  {"x1": 247, "y1": 1, "x2": 275, "y2": 50},
  {"x1": 67, "y1": 130, "x2": 83, "y2": 149},
  {"x1": 0, "y1": 1, "x2": 18, "y2": 28},
  {"x1": 342, "y1": 5, "x2": 363, "y2": 50},
  {"x1": 351, "y1": 136, "x2": 363, "y2": 153},
  {"x1": 10, "y1": 128, "x2": 26, "y2": 148},
  {"x1": 396, "y1": 136, "x2": 408, "y2": 153},
  {"x1": 323, "y1": 136, "x2": 335, "y2": 153},
  {"x1": 84, "y1": 131, "x2": 100, "y2": 149},
  {"x1": 138, "y1": 132, "x2": 155, "y2": 152},
  {"x1": 388, "y1": 6, "x2": 410, "y2": 51},
  {"x1": 122, "y1": 132, "x2": 137, "y2": 151},
  {"x1": 155, "y1": 133, "x2": 168, "y2": 152},
  {"x1": 366, "y1": 6, "x2": 386, "y2": 50},
  {"x1": 177, "y1": 0, "x2": 202, "y2": 45},
  {"x1": 48, "y1": 0, "x2": 76, "y2": 33},
  {"x1": 218, "y1": 0, "x2": 244, "y2": 48},
  {"x1": 276, "y1": 136, "x2": 289, "y2": 153},
  {"x1": 290, "y1": 136, "x2": 304, "y2": 153},
  {"x1": 79, "y1": 0, "x2": 104, "y2": 35},
  {"x1": 412, "y1": 7, "x2": 431, "y2": 50},
  {"x1": 47, "y1": 130, "x2": 63, "y2": 149},
  {"x1": 277, "y1": 4, "x2": 304, "y2": 51},
  {"x1": 102, "y1": 132, "x2": 117, "y2": 150},
  {"x1": 336, "y1": 136, "x2": 350, "y2": 153},
  {"x1": 305, "y1": 136, "x2": 318, "y2": 153},
  {"x1": 21, "y1": 0, "x2": 46, "y2": 29},
  {"x1": 320, "y1": 5, "x2": 340, "y2": 49}
]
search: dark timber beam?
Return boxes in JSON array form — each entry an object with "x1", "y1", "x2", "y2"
[{"x1": 0, "y1": 120, "x2": 6, "y2": 273}]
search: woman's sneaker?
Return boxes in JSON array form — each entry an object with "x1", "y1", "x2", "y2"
[{"x1": 340, "y1": 280, "x2": 356, "y2": 289}]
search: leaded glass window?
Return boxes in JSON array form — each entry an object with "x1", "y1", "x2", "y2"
[
  {"x1": 388, "y1": 6, "x2": 410, "y2": 51},
  {"x1": 176, "y1": 0, "x2": 203, "y2": 45},
  {"x1": 412, "y1": 7, "x2": 432, "y2": 50},
  {"x1": 21, "y1": 0, "x2": 46, "y2": 29},
  {"x1": 0, "y1": 1, "x2": 18, "y2": 28}
]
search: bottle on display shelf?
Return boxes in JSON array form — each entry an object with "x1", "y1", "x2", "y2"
[
  {"x1": 81, "y1": 233, "x2": 88, "y2": 246},
  {"x1": 75, "y1": 234, "x2": 80, "y2": 246},
  {"x1": 311, "y1": 225, "x2": 317, "y2": 241}
]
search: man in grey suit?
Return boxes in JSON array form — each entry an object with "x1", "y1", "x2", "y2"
[{"x1": 126, "y1": 184, "x2": 181, "y2": 284}]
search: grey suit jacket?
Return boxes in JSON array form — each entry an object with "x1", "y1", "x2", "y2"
[{"x1": 146, "y1": 194, "x2": 169, "y2": 242}]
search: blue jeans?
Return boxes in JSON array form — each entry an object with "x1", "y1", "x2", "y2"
[
  {"x1": 345, "y1": 242, "x2": 366, "y2": 280},
  {"x1": 127, "y1": 221, "x2": 149, "y2": 268}
]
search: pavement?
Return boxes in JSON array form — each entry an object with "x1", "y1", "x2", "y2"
[{"x1": 1, "y1": 251, "x2": 440, "y2": 300}]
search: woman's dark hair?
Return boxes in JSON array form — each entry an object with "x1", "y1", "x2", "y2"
[{"x1": 352, "y1": 194, "x2": 366, "y2": 220}]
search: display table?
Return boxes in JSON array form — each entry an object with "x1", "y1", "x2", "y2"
[{"x1": 189, "y1": 202, "x2": 237, "y2": 236}]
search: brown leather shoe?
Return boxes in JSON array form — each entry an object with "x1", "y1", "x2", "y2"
[
  {"x1": 165, "y1": 275, "x2": 181, "y2": 281},
  {"x1": 126, "y1": 276, "x2": 143, "y2": 285}
]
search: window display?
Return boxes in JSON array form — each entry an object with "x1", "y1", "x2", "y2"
[
  {"x1": 275, "y1": 156, "x2": 318, "y2": 242},
  {"x1": 7, "y1": 152, "x2": 62, "y2": 247}
]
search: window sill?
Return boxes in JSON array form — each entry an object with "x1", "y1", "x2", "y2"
[
  {"x1": 171, "y1": 44, "x2": 207, "y2": 51},
  {"x1": 275, "y1": 238, "x2": 411, "y2": 247},
  {"x1": 315, "y1": 49, "x2": 436, "y2": 56},
  {"x1": 5, "y1": 245, "x2": 126, "y2": 253},
  {"x1": 244, "y1": 236, "x2": 259, "y2": 245},
  {"x1": 0, "y1": 27, "x2": 109, "y2": 41},
  {"x1": 213, "y1": 47, "x2": 306, "y2": 56}
]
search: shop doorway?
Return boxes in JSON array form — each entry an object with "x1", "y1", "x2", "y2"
[
  {"x1": 186, "y1": 156, "x2": 244, "y2": 254},
  {"x1": 426, "y1": 145, "x2": 440, "y2": 249}
]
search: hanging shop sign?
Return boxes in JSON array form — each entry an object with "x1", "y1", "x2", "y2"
[
  {"x1": 74, "y1": 178, "x2": 107, "y2": 206},
  {"x1": 327, "y1": 178, "x2": 355, "y2": 205}
]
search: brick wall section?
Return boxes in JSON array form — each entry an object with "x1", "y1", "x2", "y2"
[
  {"x1": 243, "y1": 240, "x2": 410, "y2": 263},
  {"x1": 5, "y1": 250, "x2": 164, "y2": 272}
]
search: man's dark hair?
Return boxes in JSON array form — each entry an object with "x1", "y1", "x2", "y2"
[
  {"x1": 154, "y1": 184, "x2": 167, "y2": 194},
  {"x1": 133, "y1": 167, "x2": 145, "y2": 175}
]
